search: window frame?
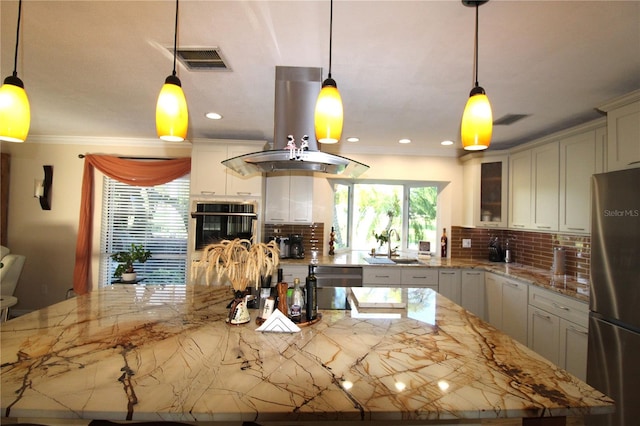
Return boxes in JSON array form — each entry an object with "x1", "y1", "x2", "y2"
[
  {"x1": 331, "y1": 179, "x2": 444, "y2": 253},
  {"x1": 98, "y1": 174, "x2": 190, "y2": 287}
]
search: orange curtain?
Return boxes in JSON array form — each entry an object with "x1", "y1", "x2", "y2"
[{"x1": 73, "y1": 154, "x2": 191, "y2": 295}]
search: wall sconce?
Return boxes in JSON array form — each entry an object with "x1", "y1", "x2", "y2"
[{"x1": 34, "y1": 165, "x2": 53, "y2": 210}]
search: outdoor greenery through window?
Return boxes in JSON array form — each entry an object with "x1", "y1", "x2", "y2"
[
  {"x1": 332, "y1": 181, "x2": 438, "y2": 254},
  {"x1": 99, "y1": 175, "x2": 190, "y2": 286}
]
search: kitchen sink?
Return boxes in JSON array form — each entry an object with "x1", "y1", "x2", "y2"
[
  {"x1": 365, "y1": 257, "x2": 421, "y2": 265},
  {"x1": 391, "y1": 258, "x2": 421, "y2": 264}
]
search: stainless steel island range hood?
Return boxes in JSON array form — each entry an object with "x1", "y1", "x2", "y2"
[{"x1": 222, "y1": 66, "x2": 369, "y2": 177}]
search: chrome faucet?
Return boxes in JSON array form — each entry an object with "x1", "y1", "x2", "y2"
[{"x1": 387, "y1": 229, "x2": 399, "y2": 258}]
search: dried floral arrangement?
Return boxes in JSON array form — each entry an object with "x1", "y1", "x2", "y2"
[{"x1": 198, "y1": 238, "x2": 280, "y2": 293}]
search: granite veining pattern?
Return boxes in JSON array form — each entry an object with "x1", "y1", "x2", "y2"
[{"x1": 1, "y1": 284, "x2": 611, "y2": 424}]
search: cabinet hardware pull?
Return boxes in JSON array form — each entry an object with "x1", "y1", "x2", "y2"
[
  {"x1": 512, "y1": 224, "x2": 525, "y2": 228},
  {"x1": 200, "y1": 191, "x2": 216, "y2": 195},
  {"x1": 375, "y1": 275, "x2": 390, "y2": 278},
  {"x1": 466, "y1": 272, "x2": 481, "y2": 275},
  {"x1": 552, "y1": 302, "x2": 570, "y2": 311},
  {"x1": 536, "y1": 225, "x2": 552, "y2": 229},
  {"x1": 567, "y1": 227, "x2": 585, "y2": 231},
  {"x1": 535, "y1": 311, "x2": 552, "y2": 321},
  {"x1": 236, "y1": 192, "x2": 251, "y2": 195},
  {"x1": 441, "y1": 272, "x2": 455, "y2": 275},
  {"x1": 413, "y1": 276, "x2": 427, "y2": 279},
  {"x1": 568, "y1": 325, "x2": 588, "y2": 335}
]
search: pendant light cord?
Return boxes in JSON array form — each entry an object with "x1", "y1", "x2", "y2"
[
  {"x1": 172, "y1": 0, "x2": 179, "y2": 77},
  {"x1": 12, "y1": 0, "x2": 23, "y2": 77},
  {"x1": 328, "y1": 0, "x2": 334, "y2": 78},
  {"x1": 473, "y1": 3, "x2": 479, "y2": 88}
]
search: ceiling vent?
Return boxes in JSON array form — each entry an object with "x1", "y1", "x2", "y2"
[
  {"x1": 493, "y1": 114, "x2": 530, "y2": 126},
  {"x1": 173, "y1": 48, "x2": 230, "y2": 71}
]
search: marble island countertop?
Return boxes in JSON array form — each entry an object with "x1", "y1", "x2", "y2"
[
  {"x1": 1, "y1": 284, "x2": 612, "y2": 425},
  {"x1": 281, "y1": 252, "x2": 590, "y2": 303}
]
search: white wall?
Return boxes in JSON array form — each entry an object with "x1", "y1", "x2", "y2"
[
  {"x1": 1, "y1": 138, "x2": 463, "y2": 313},
  {"x1": 1, "y1": 138, "x2": 191, "y2": 312}
]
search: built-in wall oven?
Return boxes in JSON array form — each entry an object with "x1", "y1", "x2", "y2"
[{"x1": 190, "y1": 201, "x2": 258, "y2": 251}]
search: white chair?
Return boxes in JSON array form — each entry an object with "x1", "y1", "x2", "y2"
[{"x1": 0, "y1": 245, "x2": 26, "y2": 321}]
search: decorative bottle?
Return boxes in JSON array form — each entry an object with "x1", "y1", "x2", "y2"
[
  {"x1": 305, "y1": 265, "x2": 318, "y2": 322},
  {"x1": 441, "y1": 228, "x2": 448, "y2": 258},
  {"x1": 290, "y1": 278, "x2": 304, "y2": 323}
]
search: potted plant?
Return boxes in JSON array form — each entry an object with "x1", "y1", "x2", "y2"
[{"x1": 111, "y1": 243, "x2": 152, "y2": 282}]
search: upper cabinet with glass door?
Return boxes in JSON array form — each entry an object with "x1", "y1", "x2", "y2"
[{"x1": 462, "y1": 153, "x2": 509, "y2": 228}]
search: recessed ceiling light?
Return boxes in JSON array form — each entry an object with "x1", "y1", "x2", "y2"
[
  {"x1": 441, "y1": 140, "x2": 454, "y2": 146},
  {"x1": 399, "y1": 138, "x2": 411, "y2": 144},
  {"x1": 346, "y1": 137, "x2": 359, "y2": 142},
  {"x1": 205, "y1": 112, "x2": 223, "y2": 120}
]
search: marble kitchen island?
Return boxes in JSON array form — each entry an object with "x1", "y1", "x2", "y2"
[{"x1": 1, "y1": 284, "x2": 612, "y2": 425}]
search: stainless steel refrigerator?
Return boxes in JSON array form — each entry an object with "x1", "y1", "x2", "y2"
[{"x1": 587, "y1": 167, "x2": 640, "y2": 426}]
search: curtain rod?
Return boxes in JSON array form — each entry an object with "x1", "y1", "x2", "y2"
[{"x1": 77, "y1": 154, "x2": 178, "y2": 160}]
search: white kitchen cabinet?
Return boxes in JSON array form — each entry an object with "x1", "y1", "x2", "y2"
[
  {"x1": 461, "y1": 153, "x2": 509, "y2": 228},
  {"x1": 485, "y1": 272, "x2": 528, "y2": 345},
  {"x1": 264, "y1": 172, "x2": 313, "y2": 223},
  {"x1": 461, "y1": 270, "x2": 485, "y2": 320},
  {"x1": 191, "y1": 141, "x2": 264, "y2": 197},
  {"x1": 438, "y1": 269, "x2": 461, "y2": 305},
  {"x1": 362, "y1": 267, "x2": 402, "y2": 287},
  {"x1": 400, "y1": 268, "x2": 438, "y2": 290},
  {"x1": 559, "y1": 319, "x2": 588, "y2": 381},
  {"x1": 225, "y1": 144, "x2": 265, "y2": 196},
  {"x1": 509, "y1": 142, "x2": 560, "y2": 231},
  {"x1": 191, "y1": 144, "x2": 227, "y2": 196},
  {"x1": 485, "y1": 272, "x2": 502, "y2": 329},
  {"x1": 559, "y1": 127, "x2": 606, "y2": 233},
  {"x1": 528, "y1": 305, "x2": 561, "y2": 365},
  {"x1": 599, "y1": 92, "x2": 640, "y2": 172},
  {"x1": 531, "y1": 141, "x2": 560, "y2": 231},
  {"x1": 501, "y1": 277, "x2": 529, "y2": 345},
  {"x1": 279, "y1": 265, "x2": 308, "y2": 285},
  {"x1": 508, "y1": 150, "x2": 532, "y2": 229},
  {"x1": 527, "y1": 285, "x2": 589, "y2": 381}
]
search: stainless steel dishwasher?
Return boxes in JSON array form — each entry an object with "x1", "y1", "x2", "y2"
[{"x1": 314, "y1": 266, "x2": 363, "y2": 309}]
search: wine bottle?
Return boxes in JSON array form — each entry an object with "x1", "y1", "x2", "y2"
[
  {"x1": 305, "y1": 265, "x2": 318, "y2": 322},
  {"x1": 441, "y1": 228, "x2": 448, "y2": 258},
  {"x1": 290, "y1": 278, "x2": 304, "y2": 322}
]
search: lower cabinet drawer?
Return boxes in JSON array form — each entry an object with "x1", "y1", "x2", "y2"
[
  {"x1": 363, "y1": 268, "x2": 402, "y2": 286},
  {"x1": 528, "y1": 286, "x2": 588, "y2": 328}
]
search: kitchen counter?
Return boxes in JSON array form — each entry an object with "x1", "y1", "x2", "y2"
[
  {"x1": 281, "y1": 252, "x2": 590, "y2": 303},
  {"x1": 1, "y1": 284, "x2": 612, "y2": 424}
]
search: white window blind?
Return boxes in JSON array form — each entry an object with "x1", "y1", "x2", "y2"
[{"x1": 99, "y1": 175, "x2": 190, "y2": 286}]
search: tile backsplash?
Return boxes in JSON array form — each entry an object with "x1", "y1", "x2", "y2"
[
  {"x1": 451, "y1": 226, "x2": 590, "y2": 281},
  {"x1": 263, "y1": 223, "x2": 325, "y2": 256}
]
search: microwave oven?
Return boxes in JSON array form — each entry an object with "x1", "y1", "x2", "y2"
[{"x1": 191, "y1": 201, "x2": 258, "y2": 251}]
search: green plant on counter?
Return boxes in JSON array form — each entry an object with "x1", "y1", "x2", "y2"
[{"x1": 111, "y1": 243, "x2": 152, "y2": 277}]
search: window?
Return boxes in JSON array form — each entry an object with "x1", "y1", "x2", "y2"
[
  {"x1": 333, "y1": 181, "x2": 438, "y2": 254},
  {"x1": 99, "y1": 175, "x2": 190, "y2": 286}
]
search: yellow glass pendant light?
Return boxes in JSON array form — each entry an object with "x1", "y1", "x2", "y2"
[
  {"x1": 156, "y1": 0, "x2": 188, "y2": 142},
  {"x1": 461, "y1": 0, "x2": 492, "y2": 151},
  {"x1": 0, "y1": 0, "x2": 30, "y2": 143},
  {"x1": 315, "y1": 0, "x2": 343, "y2": 144}
]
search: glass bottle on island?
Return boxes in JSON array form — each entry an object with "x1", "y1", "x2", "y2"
[
  {"x1": 305, "y1": 265, "x2": 318, "y2": 322},
  {"x1": 441, "y1": 228, "x2": 448, "y2": 258},
  {"x1": 290, "y1": 278, "x2": 304, "y2": 323}
]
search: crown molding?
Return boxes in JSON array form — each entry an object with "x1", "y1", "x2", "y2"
[{"x1": 24, "y1": 134, "x2": 192, "y2": 148}]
